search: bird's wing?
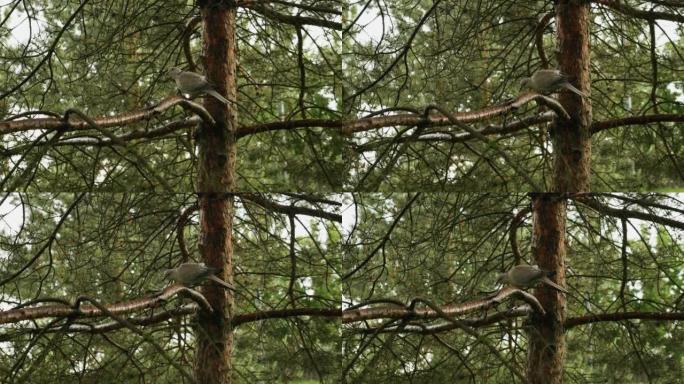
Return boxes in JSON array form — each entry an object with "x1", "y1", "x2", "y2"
[
  {"x1": 514, "y1": 265, "x2": 544, "y2": 277},
  {"x1": 545, "y1": 69, "x2": 562, "y2": 76},
  {"x1": 181, "y1": 71, "x2": 205, "y2": 81},
  {"x1": 178, "y1": 263, "x2": 206, "y2": 277},
  {"x1": 178, "y1": 72, "x2": 208, "y2": 92},
  {"x1": 533, "y1": 69, "x2": 559, "y2": 80}
]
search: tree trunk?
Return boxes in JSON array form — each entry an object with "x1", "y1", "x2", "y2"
[
  {"x1": 194, "y1": 1, "x2": 238, "y2": 383},
  {"x1": 552, "y1": 0, "x2": 592, "y2": 193},
  {"x1": 527, "y1": 195, "x2": 567, "y2": 384},
  {"x1": 526, "y1": 2, "x2": 592, "y2": 381}
]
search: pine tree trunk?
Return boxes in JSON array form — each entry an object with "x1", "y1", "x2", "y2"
[
  {"x1": 552, "y1": 0, "x2": 593, "y2": 193},
  {"x1": 525, "y1": 2, "x2": 593, "y2": 381},
  {"x1": 527, "y1": 195, "x2": 568, "y2": 384},
  {"x1": 194, "y1": 1, "x2": 238, "y2": 383}
]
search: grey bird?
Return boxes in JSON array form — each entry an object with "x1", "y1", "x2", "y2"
[
  {"x1": 497, "y1": 264, "x2": 568, "y2": 293},
  {"x1": 520, "y1": 69, "x2": 587, "y2": 98},
  {"x1": 167, "y1": 67, "x2": 231, "y2": 105},
  {"x1": 163, "y1": 262, "x2": 235, "y2": 290}
]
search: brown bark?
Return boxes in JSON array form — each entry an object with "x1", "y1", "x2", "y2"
[
  {"x1": 527, "y1": 195, "x2": 567, "y2": 384},
  {"x1": 531, "y1": 3, "x2": 592, "y2": 378},
  {"x1": 552, "y1": 1, "x2": 593, "y2": 193},
  {"x1": 566, "y1": 311, "x2": 684, "y2": 329},
  {"x1": 194, "y1": 0, "x2": 238, "y2": 383},
  {"x1": 342, "y1": 286, "x2": 545, "y2": 324}
]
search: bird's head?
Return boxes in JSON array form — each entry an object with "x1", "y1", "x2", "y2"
[
  {"x1": 167, "y1": 67, "x2": 182, "y2": 78},
  {"x1": 519, "y1": 77, "x2": 531, "y2": 90},
  {"x1": 496, "y1": 272, "x2": 507, "y2": 284},
  {"x1": 162, "y1": 269, "x2": 174, "y2": 280}
]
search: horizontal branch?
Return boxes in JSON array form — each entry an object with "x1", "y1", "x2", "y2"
[
  {"x1": 354, "y1": 113, "x2": 556, "y2": 151},
  {"x1": 592, "y1": 113, "x2": 684, "y2": 134},
  {"x1": 0, "y1": 305, "x2": 342, "y2": 338},
  {"x1": 368, "y1": 310, "x2": 684, "y2": 333},
  {"x1": 9, "y1": 98, "x2": 680, "y2": 150},
  {"x1": 0, "y1": 284, "x2": 205, "y2": 325},
  {"x1": 0, "y1": 305, "x2": 198, "y2": 341},
  {"x1": 4, "y1": 119, "x2": 198, "y2": 154},
  {"x1": 343, "y1": 287, "x2": 544, "y2": 324},
  {"x1": 0, "y1": 96, "x2": 193, "y2": 135},
  {"x1": 565, "y1": 311, "x2": 684, "y2": 329},
  {"x1": 357, "y1": 306, "x2": 533, "y2": 334},
  {"x1": 238, "y1": 93, "x2": 566, "y2": 138},
  {"x1": 236, "y1": 118, "x2": 343, "y2": 137},
  {"x1": 233, "y1": 307, "x2": 342, "y2": 326},
  {"x1": 342, "y1": 92, "x2": 567, "y2": 135}
]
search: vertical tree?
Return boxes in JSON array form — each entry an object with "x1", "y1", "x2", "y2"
[{"x1": 193, "y1": 1, "x2": 238, "y2": 381}]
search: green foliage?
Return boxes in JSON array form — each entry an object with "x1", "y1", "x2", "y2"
[
  {"x1": 0, "y1": 0, "x2": 342, "y2": 191},
  {"x1": 0, "y1": 193, "x2": 341, "y2": 383},
  {"x1": 344, "y1": 1, "x2": 683, "y2": 190},
  {"x1": 343, "y1": 193, "x2": 684, "y2": 383}
]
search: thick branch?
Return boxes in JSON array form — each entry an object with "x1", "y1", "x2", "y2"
[
  {"x1": 0, "y1": 305, "x2": 198, "y2": 339},
  {"x1": 535, "y1": 13, "x2": 555, "y2": 69},
  {"x1": 236, "y1": 118, "x2": 342, "y2": 137},
  {"x1": 343, "y1": 286, "x2": 545, "y2": 324},
  {"x1": 362, "y1": 306, "x2": 534, "y2": 334},
  {"x1": 343, "y1": 92, "x2": 568, "y2": 136},
  {"x1": 0, "y1": 96, "x2": 199, "y2": 135},
  {"x1": 233, "y1": 307, "x2": 342, "y2": 326},
  {"x1": 592, "y1": 114, "x2": 684, "y2": 134},
  {"x1": 0, "y1": 285, "x2": 208, "y2": 325},
  {"x1": 566, "y1": 311, "x2": 684, "y2": 329},
  {"x1": 354, "y1": 113, "x2": 556, "y2": 151}
]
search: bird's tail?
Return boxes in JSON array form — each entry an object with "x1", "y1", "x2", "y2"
[
  {"x1": 208, "y1": 275, "x2": 235, "y2": 290},
  {"x1": 207, "y1": 90, "x2": 230, "y2": 105},
  {"x1": 541, "y1": 277, "x2": 568, "y2": 293},
  {"x1": 562, "y1": 83, "x2": 587, "y2": 98}
]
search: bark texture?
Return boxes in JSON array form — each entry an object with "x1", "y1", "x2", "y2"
[
  {"x1": 553, "y1": 1, "x2": 592, "y2": 192},
  {"x1": 527, "y1": 195, "x2": 567, "y2": 384},
  {"x1": 194, "y1": 1, "x2": 238, "y2": 383},
  {"x1": 527, "y1": 1, "x2": 592, "y2": 380}
]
